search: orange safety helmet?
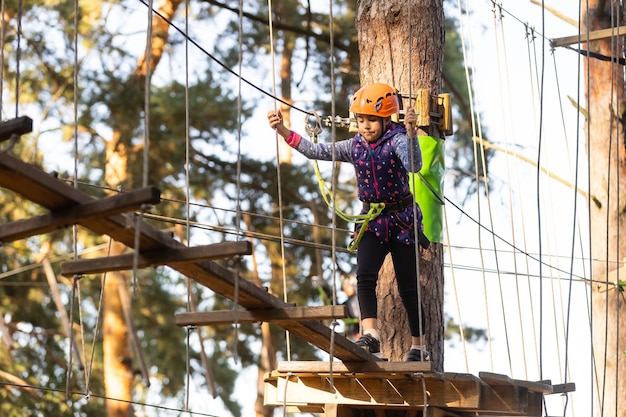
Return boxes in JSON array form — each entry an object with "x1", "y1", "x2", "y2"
[{"x1": 349, "y1": 83, "x2": 399, "y2": 117}]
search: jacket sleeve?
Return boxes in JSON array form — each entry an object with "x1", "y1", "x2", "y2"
[
  {"x1": 395, "y1": 133, "x2": 423, "y2": 173},
  {"x1": 287, "y1": 131, "x2": 353, "y2": 162}
]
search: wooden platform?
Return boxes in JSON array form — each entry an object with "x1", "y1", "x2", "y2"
[{"x1": 265, "y1": 361, "x2": 554, "y2": 416}]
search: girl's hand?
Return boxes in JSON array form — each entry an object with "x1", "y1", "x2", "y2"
[
  {"x1": 267, "y1": 109, "x2": 291, "y2": 139},
  {"x1": 404, "y1": 107, "x2": 417, "y2": 137},
  {"x1": 268, "y1": 110, "x2": 284, "y2": 130}
]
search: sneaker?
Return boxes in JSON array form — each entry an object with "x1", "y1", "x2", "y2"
[
  {"x1": 355, "y1": 334, "x2": 380, "y2": 354},
  {"x1": 406, "y1": 348, "x2": 430, "y2": 362}
]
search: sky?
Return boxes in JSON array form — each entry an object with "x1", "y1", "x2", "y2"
[{"x1": 26, "y1": 0, "x2": 604, "y2": 416}]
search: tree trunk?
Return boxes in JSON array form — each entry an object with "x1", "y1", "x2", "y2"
[
  {"x1": 102, "y1": 1, "x2": 183, "y2": 414},
  {"x1": 355, "y1": 0, "x2": 445, "y2": 370},
  {"x1": 583, "y1": 2, "x2": 626, "y2": 416}
]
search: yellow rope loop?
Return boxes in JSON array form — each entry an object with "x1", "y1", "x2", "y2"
[{"x1": 347, "y1": 202, "x2": 385, "y2": 251}]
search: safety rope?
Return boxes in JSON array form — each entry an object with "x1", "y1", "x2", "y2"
[{"x1": 267, "y1": 0, "x2": 292, "y2": 361}]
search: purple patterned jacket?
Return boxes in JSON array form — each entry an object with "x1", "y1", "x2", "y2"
[{"x1": 285, "y1": 122, "x2": 423, "y2": 245}]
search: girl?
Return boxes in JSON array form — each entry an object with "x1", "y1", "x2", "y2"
[{"x1": 268, "y1": 83, "x2": 428, "y2": 361}]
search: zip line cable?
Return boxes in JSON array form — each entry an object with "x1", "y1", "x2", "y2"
[{"x1": 137, "y1": 0, "x2": 310, "y2": 117}]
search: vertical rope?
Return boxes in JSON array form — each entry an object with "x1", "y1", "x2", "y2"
[
  {"x1": 0, "y1": 0, "x2": 5, "y2": 119},
  {"x1": 521, "y1": 22, "x2": 542, "y2": 378},
  {"x1": 14, "y1": 0, "x2": 22, "y2": 118},
  {"x1": 66, "y1": 277, "x2": 78, "y2": 400},
  {"x1": 535, "y1": 0, "x2": 547, "y2": 384},
  {"x1": 610, "y1": 5, "x2": 622, "y2": 414},
  {"x1": 66, "y1": 0, "x2": 80, "y2": 401},
  {"x1": 231, "y1": 0, "x2": 245, "y2": 365},
  {"x1": 460, "y1": 0, "x2": 493, "y2": 370},
  {"x1": 551, "y1": 48, "x2": 589, "y2": 392},
  {"x1": 267, "y1": 0, "x2": 291, "y2": 360},
  {"x1": 443, "y1": 204, "x2": 469, "y2": 371},
  {"x1": 131, "y1": 0, "x2": 155, "y2": 298},
  {"x1": 327, "y1": 0, "x2": 336, "y2": 379},
  {"x1": 492, "y1": 6, "x2": 527, "y2": 378},
  {"x1": 581, "y1": 1, "x2": 596, "y2": 415},
  {"x1": 406, "y1": 0, "x2": 425, "y2": 357},
  {"x1": 183, "y1": 0, "x2": 192, "y2": 409},
  {"x1": 599, "y1": 3, "x2": 620, "y2": 415},
  {"x1": 465, "y1": 2, "x2": 512, "y2": 375},
  {"x1": 142, "y1": 1, "x2": 153, "y2": 189}
]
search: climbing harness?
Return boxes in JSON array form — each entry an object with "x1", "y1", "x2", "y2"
[
  {"x1": 304, "y1": 111, "x2": 433, "y2": 252},
  {"x1": 305, "y1": 111, "x2": 389, "y2": 251}
]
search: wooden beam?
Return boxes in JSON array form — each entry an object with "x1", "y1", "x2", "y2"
[
  {"x1": 175, "y1": 305, "x2": 349, "y2": 326},
  {"x1": 0, "y1": 116, "x2": 33, "y2": 142},
  {"x1": 60, "y1": 241, "x2": 252, "y2": 276},
  {"x1": 0, "y1": 152, "x2": 373, "y2": 362},
  {"x1": 551, "y1": 25, "x2": 626, "y2": 48},
  {"x1": 0, "y1": 186, "x2": 160, "y2": 243}
]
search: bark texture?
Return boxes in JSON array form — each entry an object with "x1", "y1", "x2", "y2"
[{"x1": 583, "y1": 2, "x2": 626, "y2": 416}]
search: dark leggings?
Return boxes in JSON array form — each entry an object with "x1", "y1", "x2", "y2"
[{"x1": 356, "y1": 231, "x2": 425, "y2": 337}]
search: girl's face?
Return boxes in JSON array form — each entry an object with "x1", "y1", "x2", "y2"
[{"x1": 356, "y1": 114, "x2": 387, "y2": 142}]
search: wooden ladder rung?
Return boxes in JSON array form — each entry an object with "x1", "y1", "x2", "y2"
[
  {"x1": 60, "y1": 241, "x2": 252, "y2": 276},
  {"x1": 0, "y1": 186, "x2": 161, "y2": 243},
  {"x1": 176, "y1": 305, "x2": 348, "y2": 326}
]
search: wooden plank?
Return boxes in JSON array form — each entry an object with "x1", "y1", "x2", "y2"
[
  {"x1": 0, "y1": 116, "x2": 33, "y2": 142},
  {"x1": 60, "y1": 241, "x2": 252, "y2": 276},
  {"x1": 176, "y1": 305, "x2": 348, "y2": 326},
  {"x1": 264, "y1": 370, "x2": 480, "y2": 409},
  {"x1": 478, "y1": 371, "x2": 529, "y2": 413},
  {"x1": 275, "y1": 360, "x2": 431, "y2": 375},
  {"x1": 551, "y1": 25, "x2": 626, "y2": 47},
  {"x1": 551, "y1": 382, "x2": 576, "y2": 394},
  {"x1": 265, "y1": 373, "x2": 425, "y2": 407},
  {"x1": 0, "y1": 186, "x2": 161, "y2": 243},
  {"x1": 479, "y1": 371, "x2": 553, "y2": 394},
  {"x1": 478, "y1": 371, "x2": 515, "y2": 386},
  {"x1": 0, "y1": 152, "x2": 372, "y2": 362}
]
